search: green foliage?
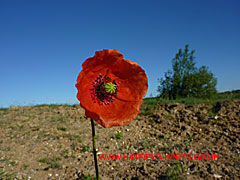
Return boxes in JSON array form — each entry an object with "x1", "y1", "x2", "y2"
[
  {"x1": 9, "y1": 161, "x2": 16, "y2": 166},
  {"x1": 57, "y1": 126, "x2": 67, "y2": 131},
  {"x1": 140, "y1": 97, "x2": 158, "y2": 115},
  {"x1": 208, "y1": 109, "x2": 216, "y2": 117},
  {"x1": 158, "y1": 44, "x2": 217, "y2": 99},
  {"x1": 0, "y1": 170, "x2": 17, "y2": 180},
  {"x1": 141, "y1": 90, "x2": 240, "y2": 113},
  {"x1": 80, "y1": 145, "x2": 90, "y2": 152},
  {"x1": 51, "y1": 116, "x2": 67, "y2": 122},
  {"x1": 81, "y1": 175, "x2": 96, "y2": 180},
  {"x1": 165, "y1": 161, "x2": 185, "y2": 180},
  {"x1": 38, "y1": 157, "x2": 61, "y2": 170},
  {"x1": 115, "y1": 132, "x2": 123, "y2": 139},
  {"x1": 61, "y1": 148, "x2": 70, "y2": 158},
  {"x1": 23, "y1": 164, "x2": 29, "y2": 170}
]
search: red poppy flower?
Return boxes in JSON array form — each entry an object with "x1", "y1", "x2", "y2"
[{"x1": 75, "y1": 49, "x2": 148, "y2": 128}]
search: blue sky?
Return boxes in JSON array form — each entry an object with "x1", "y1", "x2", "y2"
[{"x1": 0, "y1": 0, "x2": 240, "y2": 107}]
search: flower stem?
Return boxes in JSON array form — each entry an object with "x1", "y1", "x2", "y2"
[{"x1": 91, "y1": 118, "x2": 99, "y2": 180}]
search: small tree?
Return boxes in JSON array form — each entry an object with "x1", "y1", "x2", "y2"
[{"x1": 158, "y1": 44, "x2": 217, "y2": 99}]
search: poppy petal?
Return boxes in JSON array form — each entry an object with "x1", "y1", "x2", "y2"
[
  {"x1": 82, "y1": 49, "x2": 123, "y2": 71},
  {"x1": 85, "y1": 98, "x2": 142, "y2": 128}
]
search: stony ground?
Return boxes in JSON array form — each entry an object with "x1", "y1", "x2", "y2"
[{"x1": 0, "y1": 100, "x2": 239, "y2": 180}]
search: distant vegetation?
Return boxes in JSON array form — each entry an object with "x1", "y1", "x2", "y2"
[
  {"x1": 151, "y1": 44, "x2": 239, "y2": 114},
  {"x1": 158, "y1": 44, "x2": 217, "y2": 99},
  {"x1": 141, "y1": 90, "x2": 240, "y2": 115}
]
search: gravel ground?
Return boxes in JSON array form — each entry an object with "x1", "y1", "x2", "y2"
[{"x1": 0, "y1": 100, "x2": 239, "y2": 180}]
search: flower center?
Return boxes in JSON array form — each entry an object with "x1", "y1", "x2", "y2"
[
  {"x1": 103, "y1": 82, "x2": 116, "y2": 94},
  {"x1": 90, "y1": 75, "x2": 118, "y2": 105}
]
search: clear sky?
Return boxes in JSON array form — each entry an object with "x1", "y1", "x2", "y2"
[{"x1": 0, "y1": 0, "x2": 240, "y2": 107}]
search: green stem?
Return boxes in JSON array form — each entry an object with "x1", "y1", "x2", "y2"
[{"x1": 91, "y1": 118, "x2": 99, "y2": 180}]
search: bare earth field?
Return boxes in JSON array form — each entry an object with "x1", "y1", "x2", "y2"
[{"x1": 0, "y1": 100, "x2": 239, "y2": 180}]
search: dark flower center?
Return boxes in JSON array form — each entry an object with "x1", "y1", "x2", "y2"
[{"x1": 90, "y1": 74, "x2": 118, "y2": 105}]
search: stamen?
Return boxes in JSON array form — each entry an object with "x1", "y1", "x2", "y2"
[{"x1": 90, "y1": 74, "x2": 118, "y2": 105}]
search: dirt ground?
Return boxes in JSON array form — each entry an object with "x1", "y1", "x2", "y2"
[{"x1": 0, "y1": 100, "x2": 239, "y2": 180}]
